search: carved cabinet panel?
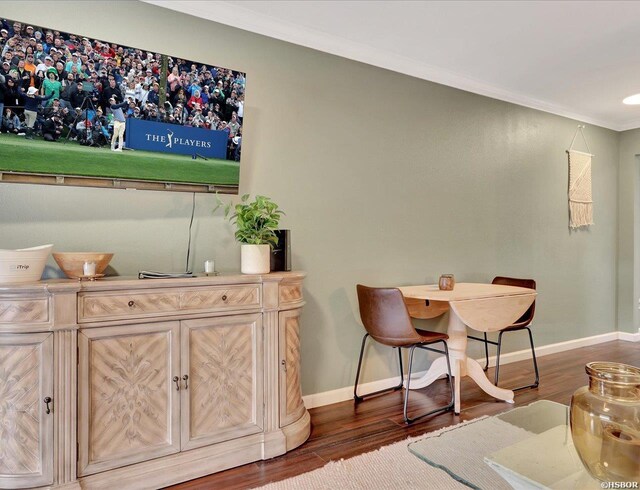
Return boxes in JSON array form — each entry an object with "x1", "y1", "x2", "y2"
[
  {"x1": 279, "y1": 309, "x2": 305, "y2": 427},
  {"x1": 77, "y1": 322, "x2": 181, "y2": 476},
  {"x1": 180, "y1": 314, "x2": 263, "y2": 451},
  {"x1": 0, "y1": 332, "x2": 53, "y2": 489}
]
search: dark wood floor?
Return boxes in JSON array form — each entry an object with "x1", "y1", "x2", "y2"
[{"x1": 169, "y1": 340, "x2": 638, "y2": 490}]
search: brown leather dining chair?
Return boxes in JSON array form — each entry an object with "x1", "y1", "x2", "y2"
[
  {"x1": 467, "y1": 276, "x2": 539, "y2": 391},
  {"x1": 353, "y1": 284, "x2": 454, "y2": 424}
]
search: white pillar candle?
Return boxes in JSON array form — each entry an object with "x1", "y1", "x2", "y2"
[
  {"x1": 83, "y1": 261, "x2": 96, "y2": 276},
  {"x1": 204, "y1": 260, "x2": 215, "y2": 274}
]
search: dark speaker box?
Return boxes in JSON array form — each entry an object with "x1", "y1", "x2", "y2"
[{"x1": 270, "y1": 229, "x2": 291, "y2": 272}]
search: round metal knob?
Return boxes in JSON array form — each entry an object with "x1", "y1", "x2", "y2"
[
  {"x1": 221, "y1": 295, "x2": 228, "y2": 301},
  {"x1": 128, "y1": 300, "x2": 135, "y2": 307}
]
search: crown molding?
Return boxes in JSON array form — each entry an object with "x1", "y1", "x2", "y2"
[
  {"x1": 144, "y1": 0, "x2": 635, "y2": 132},
  {"x1": 617, "y1": 119, "x2": 640, "y2": 132}
]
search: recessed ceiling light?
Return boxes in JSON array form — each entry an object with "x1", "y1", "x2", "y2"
[{"x1": 623, "y1": 94, "x2": 640, "y2": 105}]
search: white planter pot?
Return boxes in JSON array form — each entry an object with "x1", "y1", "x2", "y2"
[{"x1": 241, "y1": 244, "x2": 271, "y2": 274}]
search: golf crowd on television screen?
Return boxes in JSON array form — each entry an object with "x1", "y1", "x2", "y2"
[{"x1": 0, "y1": 18, "x2": 246, "y2": 161}]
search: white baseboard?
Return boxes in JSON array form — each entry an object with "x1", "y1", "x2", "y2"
[
  {"x1": 302, "y1": 330, "x2": 639, "y2": 410},
  {"x1": 618, "y1": 328, "x2": 640, "y2": 342},
  {"x1": 302, "y1": 372, "x2": 421, "y2": 411},
  {"x1": 481, "y1": 331, "x2": 622, "y2": 368}
]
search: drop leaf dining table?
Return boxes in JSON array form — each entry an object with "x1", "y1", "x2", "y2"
[{"x1": 398, "y1": 283, "x2": 537, "y2": 414}]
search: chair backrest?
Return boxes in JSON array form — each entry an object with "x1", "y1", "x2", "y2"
[
  {"x1": 356, "y1": 284, "x2": 422, "y2": 347},
  {"x1": 492, "y1": 276, "x2": 536, "y2": 326}
]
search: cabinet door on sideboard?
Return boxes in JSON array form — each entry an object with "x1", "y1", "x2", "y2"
[
  {"x1": 0, "y1": 332, "x2": 53, "y2": 489},
  {"x1": 78, "y1": 322, "x2": 181, "y2": 476},
  {"x1": 279, "y1": 309, "x2": 305, "y2": 427},
  {"x1": 180, "y1": 314, "x2": 263, "y2": 451}
]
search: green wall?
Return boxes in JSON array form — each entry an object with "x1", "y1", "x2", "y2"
[
  {"x1": 618, "y1": 129, "x2": 640, "y2": 334},
  {"x1": 0, "y1": 1, "x2": 624, "y2": 395}
]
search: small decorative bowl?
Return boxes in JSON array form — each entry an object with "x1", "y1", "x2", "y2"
[{"x1": 53, "y1": 252, "x2": 114, "y2": 280}]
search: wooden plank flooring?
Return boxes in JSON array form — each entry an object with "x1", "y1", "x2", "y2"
[{"x1": 168, "y1": 340, "x2": 638, "y2": 489}]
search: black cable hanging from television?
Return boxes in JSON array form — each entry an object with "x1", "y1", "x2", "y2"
[{"x1": 185, "y1": 192, "x2": 196, "y2": 273}]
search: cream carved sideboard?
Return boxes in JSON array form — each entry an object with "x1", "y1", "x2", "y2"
[{"x1": 0, "y1": 272, "x2": 309, "y2": 490}]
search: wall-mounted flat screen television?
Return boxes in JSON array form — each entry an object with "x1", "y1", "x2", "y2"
[{"x1": 0, "y1": 17, "x2": 245, "y2": 193}]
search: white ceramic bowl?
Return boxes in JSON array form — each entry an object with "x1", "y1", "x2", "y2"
[{"x1": 0, "y1": 244, "x2": 54, "y2": 284}]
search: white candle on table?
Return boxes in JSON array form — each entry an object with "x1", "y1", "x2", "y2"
[
  {"x1": 83, "y1": 261, "x2": 96, "y2": 276},
  {"x1": 204, "y1": 260, "x2": 215, "y2": 274}
]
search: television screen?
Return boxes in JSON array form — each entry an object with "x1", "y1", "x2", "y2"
[{"x1": 0, "y1": 17, "x2": 245, "y2": 193}]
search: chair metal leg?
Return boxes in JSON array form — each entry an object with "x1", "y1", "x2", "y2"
[
  {"x1": 514, "y1": 327, "x2": 540, "y2": 391},
  {"x1": 353, "y1": 333, "x2": 369, "y2": 401},
  {"x1": 467, "y1": 333, "x2": 493, "y2": 371},
  {"x1": 482, "y1": 332, "x2": 489, "y2": 371},
  {"x1": 403, "y1": 340, "x2": 455, "y2": 424},
  {"x1": 494, "y1": 328, "x2": 540, "y2": 391},
  {"x1": 397, "y1": 346, "x2": 405, "y2": 389},
  {"x1": 403, "y1": 346, "x2": 417, "y2": 423},
  {"x1": 354, "y1": 333, "x2": 404, "y2": 402},
  {"x1": 494, "y1": 331, "x2": 504, "y2": 386},
  {"x1": 442, "y1": 341, "x2": 455, "y2": 409}
]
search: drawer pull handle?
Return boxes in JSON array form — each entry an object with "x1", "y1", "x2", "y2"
[
  {"x1": 182, "y1": 374, "x2": 189, "y2": 389},
  {"x1": 128, "y1": 300, "x2": 135, "y2": 307},
  {"x1": 221, "y1": 294, "x2": 228, "y2": 301},
  {"x1": 44, "y1": 397, "x2": 52, "y2": 414},
  {"x1": 173, "y1": 376, "x2": 180, "y2": 391},
  {"x1": 281, "y1": 360, "x2": 287, "y2": 372}
]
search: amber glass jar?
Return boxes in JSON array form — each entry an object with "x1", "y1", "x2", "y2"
[
  {"x1": 438, "y1": 274, "x2": 455, "y2": 291},
  {"x1": 569, "y1": 362, "x2": 640, "y2": 482}
]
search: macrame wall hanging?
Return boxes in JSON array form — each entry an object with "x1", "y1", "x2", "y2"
[{"x1": 566, "y1": 125, "x2": 594, "y2": 229}]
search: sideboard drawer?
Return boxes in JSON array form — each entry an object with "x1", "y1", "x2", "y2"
[
  {"x1": 0, "y1": 296, "x2": 49, "y2": 325},
  {"x1": 180, "y1": 285, "x2": 261, "y2": 312},
  {"x1": 79, "y1": 285, "x2": 261, "y2": 322},
  {"x1": 79, "y1": 290, "x2": 181, "y2": 322}
]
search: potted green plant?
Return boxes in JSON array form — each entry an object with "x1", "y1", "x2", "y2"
[{"x1": 222, "y1": 194, "x2": 284, "y2": 274}]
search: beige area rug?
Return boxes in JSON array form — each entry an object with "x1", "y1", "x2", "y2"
[{"x1": 256, "y1": 416, "x2": 534, "y2": 490}]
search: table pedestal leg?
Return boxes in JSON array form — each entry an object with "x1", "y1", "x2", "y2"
[
  {"x1": 406, "y1": 355, "x2": 449, "y2": 390},
  {"x1": 466, "y1": 357, "x2": 514, "y2": 404},
  {"x1": 406, "y1": 310, "x2": 514, "y2": 412},
  {"x1": 454, "y1": 360, "x2": 462, "y2": 414}
]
